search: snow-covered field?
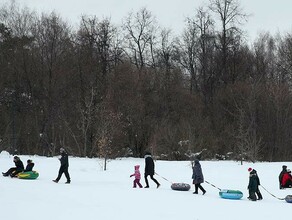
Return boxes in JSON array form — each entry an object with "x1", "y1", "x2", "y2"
[{"x1": 0, "y1": 151, "x2": 291, "y2": 220}]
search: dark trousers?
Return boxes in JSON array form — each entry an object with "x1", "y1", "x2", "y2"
[
  {"x1": 133, "y1": 179, "x2": 143, "y2": 188},
  {"x1": 194, "y1": 183, "x2": 206, "y2": 193},
  {"x1": 3, "y1": 168, "x2": 23, "y2": 177},
  {"x1": 248, "y1": 189, "x2": 257, "y2": 201},
  {"x1": 144, "y1": 174, "x2": 160, "y2": 187},
  {"x1": 256, "y1": 188, "x2": 263, "y2": 200},
  {"x1": 56, "y1": 166, "x2": 70, "y2": 182}
]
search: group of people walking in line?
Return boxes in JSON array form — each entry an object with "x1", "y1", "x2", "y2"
[
  {"x1": 2, "y1": 147, "x2": 71, "y2": 184},
  {"x1": 2, "y1": 149, "x2": 291, "y2": 200}
]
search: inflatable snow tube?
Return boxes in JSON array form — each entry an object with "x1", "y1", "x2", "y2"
[
  {"x1": 285, "y1": 195, "x2": 292, "y2": 203},
  {"x1": 219, "y1": 189, "x2": 243, "y2": 200},
  {"x1": 171, "y1": 183, "x2": 191, "y2": 191},
  {"x1": 18, "y1": 171, "x2": 39, "y2": 180}
]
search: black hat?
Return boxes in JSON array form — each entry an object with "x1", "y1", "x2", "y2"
[
  {"x1": 27, "y1": 159, "x2": 32, "y2": 163},
  {"x1": 283, "y1": 165, "x2": 287, "y2": 169}
]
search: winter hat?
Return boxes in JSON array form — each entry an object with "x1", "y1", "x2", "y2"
[
  {"x1": 27, "y1": 159, "x2": 32, "y2": 163},
  {"x1": 248, "y1": 167, "x2": 253, "y2": 172},
  {"x1": 134, "y1": 165, "x2": 140, "y2": 169},
  {"x1": 283, "y1": 165, "x2": 287, "y2": 169}
]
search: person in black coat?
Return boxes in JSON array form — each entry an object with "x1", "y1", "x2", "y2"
[
  {"x1": 144, "y1": 152, "x2": 160, "y2": 188},
  {"x1": 279, "y1": 165, "x2": 287, "y2": 189},
  {"x1": 247, "y1": 168, "x2": 258, "y2": 201},
  {"x1": 53, "y1": 148, "x2": 71, "y2": 184},
  {"x1": 2, "y1": 156, "x2": 24, "y2": 177},
  {"x1": 192, "y1": 159, "x2": 206, "y2": 195},
  {"x1": 24, "y1": 159, "x2": 34, "y2": 172}
]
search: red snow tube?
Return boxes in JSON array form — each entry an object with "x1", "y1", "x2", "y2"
[{"x1": 171, "y1": 183, "x2": 191, "y2": 191}]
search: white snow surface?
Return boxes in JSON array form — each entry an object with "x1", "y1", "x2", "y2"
[{"x1": 0, "y1": 151, "x2": 291, "y2": 220}]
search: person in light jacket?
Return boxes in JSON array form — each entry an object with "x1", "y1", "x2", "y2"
[{"x1": 192, "y1": 159, "x2": 206, "y2": 195}]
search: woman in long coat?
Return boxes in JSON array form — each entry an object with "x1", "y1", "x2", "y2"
[{"x1": 192, "y1": 159, "x2": 206, "y2": 195}]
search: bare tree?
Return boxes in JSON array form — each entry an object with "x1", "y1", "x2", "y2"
[
  {"x1": 122, "y1": 7, "x2": 158, "y2": 70},
  {"x1": 209, "y1": 0, "x2": 248, "y2": 84}
]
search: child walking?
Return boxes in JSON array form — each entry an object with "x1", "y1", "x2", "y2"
[{"x1": 130, "y1": 165, "x2": 143, "y2": 188}]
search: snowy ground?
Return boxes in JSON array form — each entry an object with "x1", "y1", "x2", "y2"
[{"x1": 0, "y1": 151, "x2": 291, "y2": 220}]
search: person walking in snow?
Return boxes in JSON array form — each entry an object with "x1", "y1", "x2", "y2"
[
  {"x1": 281, "y1": 169, "x2": 292, "y2": 188},
  {"x1": 53, "y1": 148, "x2": 71, "y2": 184},
  {"x1": 130, "y1": 165, "x2": 143, "y2": 188},
  {"x1": 144, "y1": 152, "x2": 160, "y2": 188},
  {"x1": 191, "y1": 159, "x2": 206, "y2": 195},
  {"x1": 248, "y1": 168, "x2": 263, "y2": 200},
  {"x1": 2, "y1": 156, "x2": 24, "y2": 177},
  {"x1": 279, "y1": 165, "x2": 288, "y2": 189},
  {"x1": 247, "y1": 168, "x2": 258, "y2": 201}
]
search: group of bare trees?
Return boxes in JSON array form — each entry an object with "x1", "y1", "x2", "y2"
[{"x1": 1, "y1": 0, "x2": 292, "y2": 161}]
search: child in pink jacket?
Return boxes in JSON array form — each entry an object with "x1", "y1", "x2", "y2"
[{"x1": 130, "y1": 165, "x2": 143, "y2": 188}]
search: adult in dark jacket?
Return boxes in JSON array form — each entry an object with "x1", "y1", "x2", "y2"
[
  {"x1": 279, "y1": 165, "x2": 287, "y2": 189},
  {"x1": 24, "y1": 159, "x2": 34, "y2": 172},
  {"x1": 53, "y1": 148, "x2": 71, "y2": 184},
  {"x1": 2, "y1": 156, "x2": 24, "y2": 177},
  {"x1": 192, "y1": 159, "x2": 206, "y2": 195},
  {"x1": 144, "y1": 152, "x2": 160, "y2": 188},
  {"x1": 247, "y1": 168, "x2": 258, "y2": 201}
]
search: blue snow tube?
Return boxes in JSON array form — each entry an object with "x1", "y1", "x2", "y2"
[
  {"x1": 285, "y1": 195, "x2": 292, "y2": 203},
  {"x1": 219, "y1": 189, "x2": 243, "y2": 200}
]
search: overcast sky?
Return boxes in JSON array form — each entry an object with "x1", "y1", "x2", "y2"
[{"x1": 12, "y1": 0, "x2": 292, "y2": 42}]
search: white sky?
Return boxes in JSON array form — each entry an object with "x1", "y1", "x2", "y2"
[{"x1": 10, "y1": 0, "x2": 292, "y2": 42}]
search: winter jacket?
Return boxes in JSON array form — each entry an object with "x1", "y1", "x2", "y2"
[
  {"x1": 252, "y1": 169, "x2": 261, "y2": 186},
  {"x1": 145, "y1": 154, "x2": 155, "y2": 175},
  {"x1": 192, "y1": 160, "x2": 204, "y2": 184},
  {"x1": 60, "y1": 152, "x2": 69, "y2": 168},
  {"x1": 130, "y1": 165, "x2": 141, "y2": 180},
  {"x1": 282, "y1": 173, "x2": 292, "y2": 186},
  {"x1": 279, "y1": 167, "x2": 287, "y2": 185},
  {"x1": 14, "y1": 160, "x2": 24, "y2": 172},
  {"x1": 24, "y1": 163, "x2": 34, "y2": 172},
  {"x1": 248, "y1": 172, "x2": 258, "y2": 192}
]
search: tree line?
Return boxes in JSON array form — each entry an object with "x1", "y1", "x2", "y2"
[{"x1": 1, "y1": 0, "x2": 292, "y2": 161}]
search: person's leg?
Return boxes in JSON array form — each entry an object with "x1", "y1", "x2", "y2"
[
  {"x1": 198, "y1": 184, "x2": 206, "y2": 194},
  {"x1": 133, "y1": 179, "x2": 137, "y2": 188},
  {"x1": 3, "y1": 168, "x2": 16, "y2": 176},
  {"x1": 256, "y1": 188, "x2": 263, "y2": 200},
  {"x1": 137, "y1": 179, "x2": 143, "y2": 188},
  {"x1": 55, "y1": 167, "x2": 64, "y2": 182},
  {"x1": 194, "y1": 184, "x2": 199, "y2": 194},
  {"x1": 150, "y1": 175, "x2": 160, "y2": 188},
  {"x1": 10, "y1": 169, "x2": 22, "y2": 177},
  {"x1": 64, "y1": 167, "x2": 71, "y2": 183},
  {"x1": 144, "y1": 174, "x2": 149, "y2": 188},
  {"x1": 248, "y1": 190, "x2": 257, "y2": 201}
]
